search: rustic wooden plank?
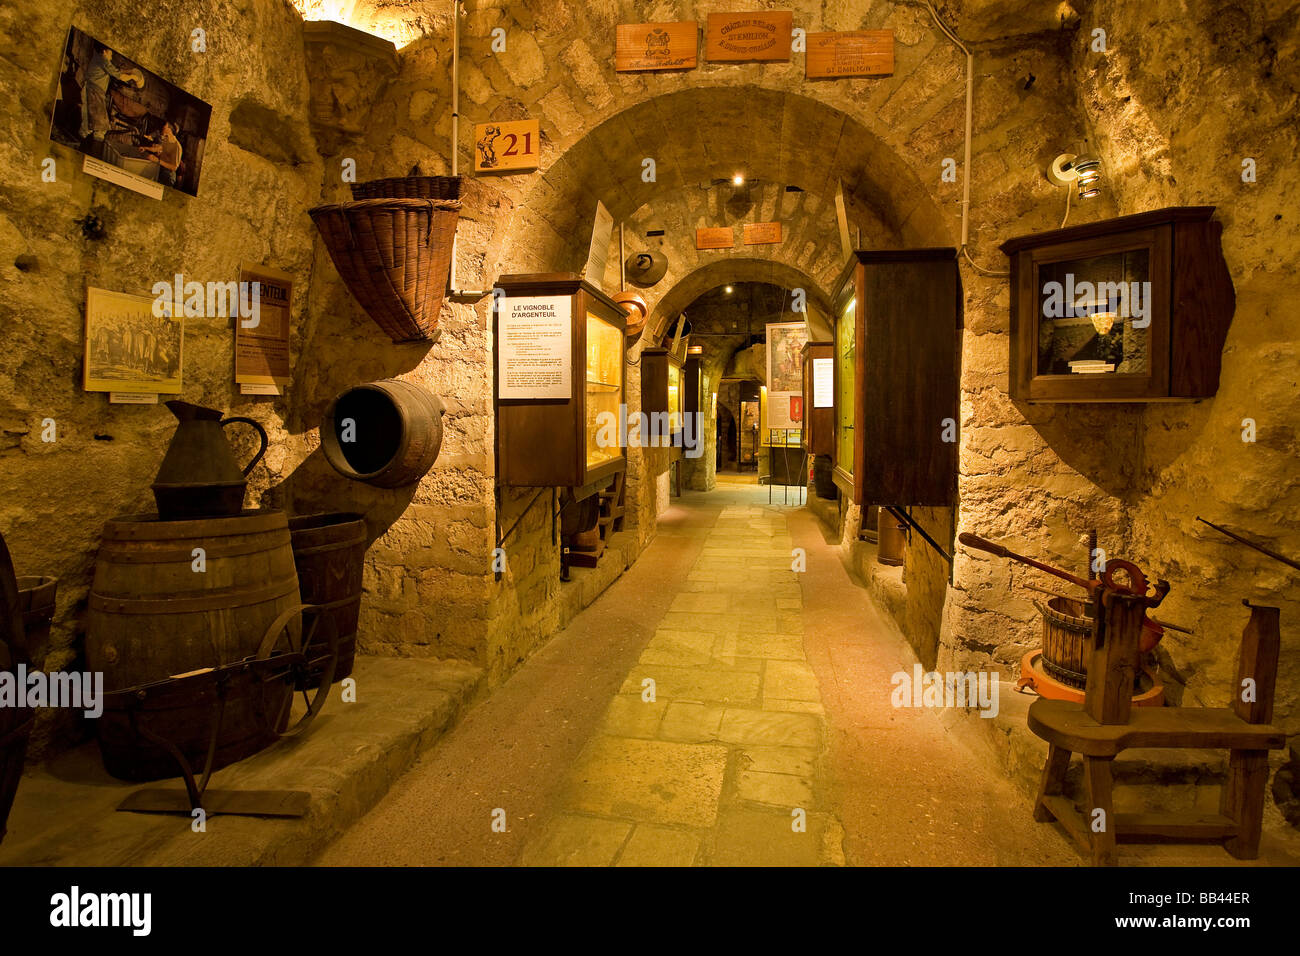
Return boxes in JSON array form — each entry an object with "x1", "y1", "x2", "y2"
[
  {"x1": 1085, "y1": 590, "x2": 1145, "y2": 725},
  {"x1": 695, "y1": 226, "x2": 734, "y2": 250},
  {"x1": 1231, "y1": 603, "x2": 1280, "y2": 724},
  {"x1": 1083, "y1": 756, "x2": 1116, "y2": 865},
  {"x1": 805, "y1": 30, "x2": 894, "y2": 78},
  {"x1": 1222, "y1": 750, "x2": 1269, "y2": 859},
  {"x1": 1028, "y1": 700, "x2": 1287, "y2": 755},
  {"x1": 1113, "y1": 812, "x2": 1238, "y2": 841},
  {"x1": 1040, "y1": 795, "x2": 1092, "y2": 852},
  {"x1": 705, "y1": 11, "x2": 793, "y2": 62},
  {"x1": 1033, "y1": 743, "x2": 1072, "y2": 823},
  {"x1": 615, "y1": 21, "x2": 698, "y2": 72}
]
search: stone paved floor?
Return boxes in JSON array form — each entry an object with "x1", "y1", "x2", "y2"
[
  {"x1": 518, "y1": 500, "x2": 846, "y2": 866},
  {"x1": 320, "y1": 480, "x2": 1294, "y2": 867}
]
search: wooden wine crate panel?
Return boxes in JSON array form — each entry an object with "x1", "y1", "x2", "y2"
[
  {"x1": 705, "y1": 12, "x2": 793, "y2": 62},
  {"x1": 805, "y1": 31, "x2": 894, "y2": 78},
  {"x1": 615, "y1": 21, "x2": 698, "y2": 72},
  {"x1": 743, "y1": 221, "x2": 782, "y2": 245},
  {"x1": 695, "y1": 226, "x2": 734, "y2": 250}
]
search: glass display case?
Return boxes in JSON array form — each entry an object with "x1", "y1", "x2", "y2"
[
  {"x1": 495, "y1": 273, "x2": 627, "y2": 489},
  {"x1": 683, "y1": 356, "x2": 705, "y2": 419},
  {"x1": 1002, "y1": 207, "x2": 1234, "y2": 402},
  {"x1": 667, "y1": 361, "x2": 682, "y2": 436},
  {"x1": 586, "y1": 311, "x2": 623, "y2": 470},
  {"x1": 833, "y1": 296, "x2": 856, "y2": 491},
  {"x1": 640, "y1": 346, "x2": 685, "y2": 467},
  {"x1": 833, "y1": 249, "x2": 961, "y2": 507}
]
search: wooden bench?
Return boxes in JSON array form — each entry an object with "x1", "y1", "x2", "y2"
[{"x1": 1030, "y1": 593, "x2": 1285, "y2": 865}]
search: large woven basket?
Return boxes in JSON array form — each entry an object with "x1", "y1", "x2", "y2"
[
  {"x1": 350, "y1": 175, "x2": 462, "y2": 201},
  {"x1": 309, "y1": 197, "x2": 461, "y2": 343}
]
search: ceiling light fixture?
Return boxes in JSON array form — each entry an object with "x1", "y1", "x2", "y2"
[
  {"x1": 725, "y1": 286, "x2": 733, "y2": 294},
  {"x1": 732, "y1": 174, "x2": 745, "y2": 186}
]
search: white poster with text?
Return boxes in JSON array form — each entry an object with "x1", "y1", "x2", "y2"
[{"x1": 498, "y1": 295, "x2": 572, "y2": 400}]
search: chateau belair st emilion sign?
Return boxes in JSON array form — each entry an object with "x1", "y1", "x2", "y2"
[{"x1": 705, "y1": 11, "x2": 794, "y2": 62}]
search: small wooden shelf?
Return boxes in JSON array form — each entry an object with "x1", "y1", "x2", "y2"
[{"x1": 1000, "y1": 206, "x2": 1235, "y2": 402}]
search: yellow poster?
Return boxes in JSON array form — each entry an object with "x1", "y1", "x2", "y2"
[
  {"x1": 234, "y1": 261, "x2": 293, "y2": 387},
  {"x1": 83, "y1": 287, "x2": 183, "y2": 394}
]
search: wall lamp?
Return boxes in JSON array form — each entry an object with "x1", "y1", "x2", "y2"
[{"x1": 1048, "y1": 153, "x2": 1103, "y2": 199}]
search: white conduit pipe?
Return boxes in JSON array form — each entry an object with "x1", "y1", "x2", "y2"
[
  {"x1": 922, "y1": 2, "x2": 1009, "y2": 278},
  {"x1": 448, "y1": 0, "x2": 492, "y2": 297}
]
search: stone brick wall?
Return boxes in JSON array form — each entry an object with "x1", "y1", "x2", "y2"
[
  {"x1": 1074, "y1": 2, "x2": 1300, "y2": 722},
  {"x1": 0, "y1": 0, "x2": 322, "y2": 756},
  {"x1": 6, "y1": 0, "x2": 1298, "y2": 763}
]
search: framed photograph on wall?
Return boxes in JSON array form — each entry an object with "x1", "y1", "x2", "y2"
[
  {"x1": 49, "y1": 26, "x2": 212, "y2": 197},
  {"x1": 84, "y1": 287, "x2": 183, "y2": 394}
]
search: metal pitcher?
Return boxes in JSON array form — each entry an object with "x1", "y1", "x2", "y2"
[{"x1": 151, "y1": 401, "x2": 268, "y2": 520}]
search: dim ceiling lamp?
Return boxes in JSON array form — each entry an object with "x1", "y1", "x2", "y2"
[
  {"x1": 732, "y1": 173, "x2": 745, "y2": 186},
  {"x1": 725, "y1": 286, "x2": 733, "y2": 294},
  {"x1": 688, "y1": 345, "x2": 703, "y2": 355}
]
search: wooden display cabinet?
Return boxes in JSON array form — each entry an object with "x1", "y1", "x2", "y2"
[
  {"x1": 800, "y1": 340, "x2": 833, "y2": 457},
  {"x1": 832, "y1": 249, "x2": 961, "y2": 507},
  {"x1": 640, "y1": 347, "x2": 685, "y2": 464},
  {"x1": 495, "y1": 273, "x2": 627, "y2": 490},
  {"x1": 1000, "y1": 206, "x2": 1234, "y2": 402}
]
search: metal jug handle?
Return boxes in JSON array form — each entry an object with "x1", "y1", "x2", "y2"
[{"x1": 220, "y1": 416, "x2": 269, "y2": 477}]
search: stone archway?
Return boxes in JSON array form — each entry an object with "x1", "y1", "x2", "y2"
[{"x1": 492, "y1": 83, "x2": 957, "y2": 308}]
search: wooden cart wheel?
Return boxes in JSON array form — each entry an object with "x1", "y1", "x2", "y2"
[{"x1": 255, "y1": 603, "x2": 339, "y2": 740}]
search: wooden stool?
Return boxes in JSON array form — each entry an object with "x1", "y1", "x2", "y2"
[{"x1": 1030, "y1": 595, "x2": 1285, "y2": 865}]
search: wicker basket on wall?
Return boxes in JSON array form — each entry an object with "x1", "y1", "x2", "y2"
[
  {"x1": 309, "y1": 196, "x2": 461, "y2": 343},
  {"x1": 350, "y1": 175, "x2": 462, "y2": 201}
]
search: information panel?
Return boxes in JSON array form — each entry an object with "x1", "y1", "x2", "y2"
[{"x1": 498, "y1": 295, "x2": 572, "y2": 400}]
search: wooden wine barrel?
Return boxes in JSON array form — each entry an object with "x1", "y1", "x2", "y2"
[
  {"x1": 1038, "y1": 596, "x2": 1092, "y2": 688},
  {"x1": 289, "y1": 513, "x2": 367, "y2": 686},
  {"x1": 0, "y1": 700, "x2": 30, "y2": 844},
  {"x1": 86, "y1": 510, "x2": 300, "y2": 781},
  {"x1": 15, "y1": 576, "x2": 57, "y2": 671},
  {"x1": 876, "y1": 508, "x2": 906, "y2": 567},
  {"x1": 0, "y1": 534, "x2": 32, "y2": 843},
  {"x1": 320, "y1": 379, "x2": 444, "y2": 488}
]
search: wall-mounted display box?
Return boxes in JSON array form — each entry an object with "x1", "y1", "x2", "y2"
[
  {"x1": 495, "y1": 273, "x2": 627, "y2": 490},
  {"x1": 801, "y1": 340, "x2": 833, "y2": 457},
  {"x1": 832, "y1": 249, "x2": 961, "y2": 507},
  {"x1": 1000, "y1": 206, "x2": 1234, "y2": 402},
  {"x1": 641, "y1": 347, "x2": 685, "y2": 467},
  {"x1": 683, "y1": 355, "x2": 705, "y2": 419}
]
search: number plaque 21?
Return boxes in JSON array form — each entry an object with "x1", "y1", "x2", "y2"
[{"x1": 473, "y1": 119, "x2": 540, "y2": 173}]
